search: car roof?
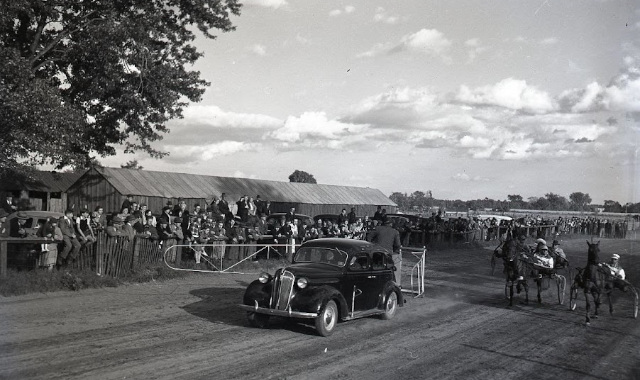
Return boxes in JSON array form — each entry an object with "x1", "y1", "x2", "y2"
[
  {"x1": 7, "y1": 211, "x2": 64, "y2": 220},
  {"x1": 300, "y1": 238, "x2": 387, "y2": 254},
  {"x1": 267, "y1": 212, "x2": 312, "y2": 219}
]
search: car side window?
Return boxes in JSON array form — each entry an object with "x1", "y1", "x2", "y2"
[
  {"x1": 349, "y1": 253, "x2": 370, "y2": 271},
  {"x1": 372, "y1": 252, "x2": 386, "y2": 270}
]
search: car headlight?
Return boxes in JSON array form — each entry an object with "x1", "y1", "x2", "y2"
[
  {"x1": 258, "y1": 272, "x2": 271, "y2": 284},
  {"x1": 296, "y1": 277, "x2": 308, "y2": 289}
]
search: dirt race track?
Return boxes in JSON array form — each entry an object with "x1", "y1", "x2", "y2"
[{"x1": 1, "y1": 237, "x2": 639, "y2": 380}]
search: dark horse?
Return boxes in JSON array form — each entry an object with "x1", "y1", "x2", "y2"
[
  {"x1": 573, "y1": 241, "x2": 612, "y2": 324},
  {"x1": 501, "y1": 237, "x2": 529, "y2": 306}
]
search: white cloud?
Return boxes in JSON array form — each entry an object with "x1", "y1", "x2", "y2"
[
  {"x1": 295, "y1": 34, "x2": 310, "y2": 44},
  {"x1": 180, "y1": 105, "x2": 282, "y2": 130},
  {"x1": 329, "y1": 6, "x2": 355, "y2": 17},
  {"x1": 233, "y1": 171, "x2": 258, "y2": 179},
  {"x1": 163, "y1": 141, "x2": 261, "y2": 163},
  {"x1": 540, "y1": 37, "x2": 559, "y2": 45},
  {"x1": 456, "y1": 78, "x2": 556, "y2": 113},
  {"x1": 399, "y1": 29, "x2": 452, "y2": 56},
  {"x1": 359, "y1": 28, "x2": 451, "y2": 61},
  {"x1": 464, "y1": 38, "x2": 488, "y2": 63},
  {"x1": 243, "y1": 0, "x2": 287, "y2": 9},
  {"x1": 250, "y1": 44, "x2": 267, "y2": 56},
  {"x1": 374, "y1": 7, "x2": 399, "y2": 24},
  {"x1": 452, "y1": 173, "x2": 490, "y2": 182},
  {"x1": 268, "y1": 112, "x2": 369, "y2": 149}
]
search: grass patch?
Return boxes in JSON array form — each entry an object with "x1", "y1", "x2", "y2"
[{"x1": 0, "y1": 263, "x2": 187, "y2": 297}]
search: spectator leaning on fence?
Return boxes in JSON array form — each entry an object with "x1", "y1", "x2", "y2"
[{"x1": 58, "y1": 209, "x2": 82, "y2": 267}]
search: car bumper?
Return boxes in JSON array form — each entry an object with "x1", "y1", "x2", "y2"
[{"x1": 238, "y1": 302, "x2": 318, "y2": 319}]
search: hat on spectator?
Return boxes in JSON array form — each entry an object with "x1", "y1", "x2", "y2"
[
  {"x1": 112, "y1": 216, "x2": 124, "y2": 223},
  {"x1": 162, "y1": 205, "x2": 172, "y2": 212},
  {"x1": 17, "y1": 211, "x2": 29, "y2": 220},
  {"x1": 125, "y1": 215, "x2": 137, "y2": 223},
  {"x1": 552, "y1": 240, "x2": 560, "y2": 246},
  {"x1": 612, "y1": 254, "x2": 620, "y2": 260}
]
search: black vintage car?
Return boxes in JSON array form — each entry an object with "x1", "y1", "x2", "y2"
[{"x1": 239, "y1": 238, "x2": 403, "y2": 336}]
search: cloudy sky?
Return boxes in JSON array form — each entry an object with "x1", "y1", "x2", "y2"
[{"x1": 102, "y1": 0, "x2": 640, "y2": 204}]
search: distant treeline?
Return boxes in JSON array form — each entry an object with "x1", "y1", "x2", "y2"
[{"x1": 389, "y1": 191, "x2": 640, "y2": 214}]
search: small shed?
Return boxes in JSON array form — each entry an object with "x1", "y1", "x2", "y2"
[
  {"x1": 66, "y1": 167, "x2": 397, "y2": 217},
  {"x1": 0, "y1": 170, "x2": 84, "y2": 212}
]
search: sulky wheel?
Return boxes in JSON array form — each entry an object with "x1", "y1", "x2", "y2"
[
  {"x1": 556, "y1": 275, "x2": 566, "y2": 305},
  {"x1": 569, "y1": 283, "x2": 579, "y2": 311},
  {"x1": 630, "y1": 286, "x2": 638, "y2": 319}
]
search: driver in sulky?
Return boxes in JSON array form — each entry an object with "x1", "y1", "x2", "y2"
[{"x1": 602, "y1": 253, "x2": 628, "y2": 292}]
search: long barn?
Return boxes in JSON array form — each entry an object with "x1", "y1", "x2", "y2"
[{"x1": 66, "y1": 167, "x2": 397, "y2": 217}]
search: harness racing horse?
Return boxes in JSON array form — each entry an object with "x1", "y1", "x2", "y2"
[
  {"x1": 570, "y1": 241, "x2": 612, "y2": 325},
  {"x1": 500, "y1": 238, "x2": 529, "y2": 306}
]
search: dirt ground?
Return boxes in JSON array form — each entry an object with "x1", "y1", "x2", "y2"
[{"x1": 1, "y1": 237, "x2": 639, "y2": 380}]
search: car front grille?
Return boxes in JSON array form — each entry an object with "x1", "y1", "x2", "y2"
[{"x1": 271, "y1": 270, "x2": 295, "y2": 310}]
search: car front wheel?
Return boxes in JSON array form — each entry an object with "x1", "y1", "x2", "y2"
[
  {"x1": 247, "y1": 312, "x2": 270, "y2": 328},
  {"x1": 315, "y1": 300, "x2": 338, "y2": 336},
  {"x1": 381, "y1": 291, "x2": 398, "y2": 320}
]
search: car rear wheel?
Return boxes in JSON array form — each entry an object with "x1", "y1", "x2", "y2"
[
  {"x1": 381, "y1": 291, "x2": 398, "y2": 320},
  {"x1": 315, "y1": 300, "x2": 338, "y2": 336},
  {"x1": 247, "y1": 312, "x2": 270, "y2": 328}
]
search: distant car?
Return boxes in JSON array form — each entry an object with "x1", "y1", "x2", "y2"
[
  {"x1": 239, "y1": 238, "x2": 403, "y2": 336},
  {"x1": 265, "y1": 212, "x2": 313, "y2": 227},
  {"x1": 5, "y1": 211, "x2": 64, "y2": 270}
]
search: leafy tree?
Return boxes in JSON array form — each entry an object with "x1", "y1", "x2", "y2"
[
  {"x1": 507, "y1": 194, "x2": 525, "y2": 209},
  {"x1": 288, "y1": 170, "x2": 317, "y2": 184},
  {"x1": 389, "y1": 192, "x2": 405, "y2": 209},
  {"x1": 569, "y1": 192, "x2": 592, "y2": 210},
  {"x1": 1, "y1": 0, "x2": 242, "y2": 174},
  {"x1": 603, "y1": 200, "x2": 622, "y2": 213},
  {"x1": 544, "y1": 193, "x2": 568, "y2": 210},
  {"x1": 121, "y1": 159, "x2": 143, "y2": 170}
]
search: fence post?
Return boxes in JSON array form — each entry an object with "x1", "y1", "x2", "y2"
[
  {"x1": 132, "y1": 238, "x2": 141, "y2": 269},
  {"x1": 0, "y1": 240, "x2": 6, "y2": 278}
]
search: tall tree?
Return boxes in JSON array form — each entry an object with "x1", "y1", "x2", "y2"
[
  {"x1": 121, "y1": 159, "x2": 143, "y2": 170},
  {"x1": 569, "y1": 192, "x2": 592, "y2": 210},
  {"x1": 288, "y1": 170, "x2": 317, "y2": 184},
  {"x1": 0, "y1": 0, "x2": 241, "y2": 174}
]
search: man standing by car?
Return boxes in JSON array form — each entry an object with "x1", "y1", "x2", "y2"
[{"x1": 367, "y1": 219, "x2": 402, "y2": 287}]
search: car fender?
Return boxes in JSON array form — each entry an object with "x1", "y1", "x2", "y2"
[
  {"x1": 242, "y1": 279, "x2": 272, "y2": 307},
  {"x1": 292, "y1": 285, "x2": 347, "y2": 319},
  {"x1": 378, "y1": 281, "x2": 404, "y2": 309}
]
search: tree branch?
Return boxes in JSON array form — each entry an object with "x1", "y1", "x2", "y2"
[{"x1": 29, "y1": 10, "x2": 100, "y2": 70}]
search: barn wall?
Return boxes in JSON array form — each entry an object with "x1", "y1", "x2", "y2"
[{"x1": 67, "y1": 169, "x2": 122, "y2": 214}]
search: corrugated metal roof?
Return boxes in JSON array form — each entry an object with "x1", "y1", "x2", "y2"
[
  {"x1": 93, "y1": 167, "x2": 396, "y2": 206},
  {"x1": 0, "y1": 170, "x2": 85, "y2": 192}
]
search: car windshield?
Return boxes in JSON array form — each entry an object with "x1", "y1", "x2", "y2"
[{"x1": 293, "y1": 247, "x2": 348, "y2": 267}]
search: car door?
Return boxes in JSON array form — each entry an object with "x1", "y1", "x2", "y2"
[
  {"x1": 344, "y1": 252, "x2": 375, "y2": 312},
  {"x1": 367, "y1": 251, "x2": 393, "y2": 307}
]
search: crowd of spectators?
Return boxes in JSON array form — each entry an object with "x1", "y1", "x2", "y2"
[
  {"x1": 400, "y1": 212, "x2": 630, "y2": 244},
  {"x1": 1, "y1": 190, "x2": 632, "y2": 271}
]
